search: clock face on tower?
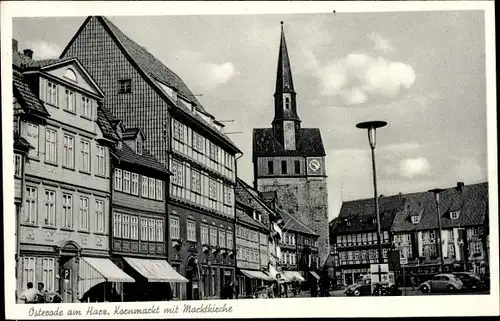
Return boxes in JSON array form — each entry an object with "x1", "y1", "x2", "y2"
[{"x1": 308, "y1": 159, "x2": 322, "y2": 175}]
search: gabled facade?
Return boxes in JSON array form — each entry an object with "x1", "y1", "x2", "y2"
[
  {"x1": 330, "y1": 194, "x2": 402, "y2": 285},
  {"x1": 330, "y1": 181, "x2": 489, "y2": 285},
  {"x1": 12, "y1": 44, "x2": 131, "y2": 303},
  {"x1": 391, "y1": 182, "x2": 489, "y2": 278},
  {"x1": 104, "y1": 110, "x2": 187, "y2": 302},
  {"x1": 60, "y1": 16, "x2": 241, "y2": 301},
  {"x1": 252, "y1": 22, "x2": 330, "y2": 267}
]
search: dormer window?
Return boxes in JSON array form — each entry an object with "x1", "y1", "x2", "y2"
[
  {"x1": 411, "y1": 216, "x2": 420, "y2": 224},
  {"x1": 136, "y1": 140, "x2": 143, "y2": 155},
  {"x1": 450, "y1": 210, "x2": 460, "y2": 220}
]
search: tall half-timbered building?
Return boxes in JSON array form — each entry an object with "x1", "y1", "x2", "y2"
[{"x1": 60, "y1": 16, "x2": 241, "y2": 300}]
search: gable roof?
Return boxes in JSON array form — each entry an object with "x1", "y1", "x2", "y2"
[
  {"x1": 332, "y1": 194, "x2": 404, "y2": 235},
  {"x1": 113, "y1": 141, "x2": 171, "y2": 176},
  {"x1": 235, "y1": 178, "x2": 279, "y2": 225},
  {"x1": 122, "y1": 128, "x2": 145, "y2": 141},
  {"x1": 13, "y1": 69, "x2": 49, "y2": 117},
  {"x1": 276, "y1": 205, "x2": 318, "y2": 236},
  {"x1": 391, "y1": 182, "x2": 488, "y2": 232},
  {"x1": 60, "y1": 16, "x2": 240, "y2": 153},
  {"x1": 235, "y1": 204, "x2": 268, "y2": 230},
  {"x1": 253, "y1": 128, "x2": 325, "y2": 157},
  {"x1": 96, "y1": 107, "x2": 120, "y2": 142}
]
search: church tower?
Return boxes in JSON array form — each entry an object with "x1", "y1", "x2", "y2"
[{"x1": 252, "y1": 22, "x2": 330, "y2": 267}]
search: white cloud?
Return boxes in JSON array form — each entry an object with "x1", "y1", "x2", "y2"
[
  {"x1": 368, "y1": 32, "x2": 393, "y2": 53},
  {"x1": 171, "y1": 50, "x2": 237, "y2": 91},
  {"x1": 207, "y1": 62, "x2": 235, "y2": 86},
  {"x1": 314, "y1": 50, "x2": 415, "y2": 105},
  {"x1": 399, "y1": 157, "x2": 431, "y2": 178},
  {"x1": 25, "y1": 40, "x2": 61, "y2": 59}
]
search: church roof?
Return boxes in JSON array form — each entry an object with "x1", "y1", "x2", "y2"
[
  {"x1": 275, "y1": 22, "x2": 295, "y2": 94},
  {"x1": 253, "y1": 127, "x2": 325, "y2": 157}
]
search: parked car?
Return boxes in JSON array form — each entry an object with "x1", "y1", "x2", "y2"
[
  {"x1": 252, "y1": 286, "x2": 269, "y2": 299},
  {"x1": 452, "y1": 272, "x2": 482, "y2": 291},
  {"x1": 345, "y1": 278, "x2": 372, "y2": 296},
  {"x1": 420, "y1": 274, "x2": 463, "y2": 294}
]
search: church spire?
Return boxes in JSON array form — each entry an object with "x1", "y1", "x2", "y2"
[
  {"x1": 272, "y1": 21, "x2": 300, "y2": 150},
  {"x1": 275, "y1": 21, "x2": 295, "y2": 94}
]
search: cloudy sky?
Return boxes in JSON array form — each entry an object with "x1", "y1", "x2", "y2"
[{"x1": 13, "y1": 11, "x2": 488, "y2": 221}]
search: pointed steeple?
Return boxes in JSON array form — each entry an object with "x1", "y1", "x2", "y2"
[
  {"x1": 272, "y1": 22, "x2": 300, "y2": 151},
  {"x1": 275, "y1": 21, "x2": 295, "y2": 94}
]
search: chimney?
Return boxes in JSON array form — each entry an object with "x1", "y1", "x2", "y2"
[
  {"x1": 12, "y1": 39, "x2": 18, "y2": 52},
  {"x1": 457, "y1": 182, "x2": 465, "y2": 191},
  {"x1": 23, "y1": 49, "x2": 33, "y2": 59}
]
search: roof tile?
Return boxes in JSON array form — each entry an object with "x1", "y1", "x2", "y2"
[
  {"x1": 13, "y1": 70, "x2": 49, "y2": 116},
  {"x1": 253, "y1": 128, "x2": 325, "y2": 157}
]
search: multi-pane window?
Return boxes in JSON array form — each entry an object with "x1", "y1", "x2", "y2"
[
  {"x1": 25, "y1": 187, "x2": 37, "y2": 224},
  {"x1": 64, "y1": 89, "x2": 75, "y2": 113},
  {"x1": 191, "y1": 170, "x2": 201, "y2": 194},
  {"x1": 41, "y1": 258, "x2": 55, "y2": 292},
  {"x1": 47, "y1": 82, "x2": 58, "y2": 106},
  {"x1": 114, "y1": 169, "x2": 123, "y2": 191},
  {"x1": 172, "y1": 119, "x2": 185, "y2": 143},
  {"x1": 192, "y1": 132, "x2": 204, "y2": 153},
  {"x1": 130, "y1": 216, "x2": 138, "y2": 240},
  {"x1": 140, "y1": 218, "x2": 148, "y2": 241},
  {"x1": 79, "y1": 197, "x2": 89, "y2": 231},
  {"x1": 136, "y1": 140, "x2": 143, "y2": 155},
  {"x1": 113, "y1": 213, "x2": 122, "y2": 237},
  {"x1": 473, "y1": 243, "x2": 481, "y2": 254},
  {"x1": 44, "y1": 190, "x2": 56, "y2": 226},
  {"x1": 45, "y1": 128, "x2": 57, "y2": 163},
  {"x1": 148, "y1": 178, "x2": 156, "y2": 199},
  {"x1": 96, "y1": 145, "x2": 106, "y2": 176},
  {"x1": 122, "y1": 215, "x2": 130, "y2": 239},
  {"x1": 131, "y1": 173, "x2": 139, "y2": 195},
  {"x1": 95, "y1": 200, "x2": 104, "y2": 233},
  {"x1": 119, "y1": 79, "x2": 132, "y2": 94},
  {"x1": 148, "y1": 219, "x2": 155, "y2": 241},
  {"x1": 26, "y1": 123, "x2": 39, "y2": 157},
  {"x1": 226, "y1": 231, "x2": 233, "y2": 249},
  {"x1": 14, "y1": 154, "x2": 22, "y2": 177},
  {"x1": 210, "y1": 226, "x2": 217, "y2": 245},
  {"x1": 142, "y1": 176, "x2": 149, "y2": 197},
  {"x1": 81, "y1": 96, "x2": 92, "y2": 118},
  {"x1": 209, "y1": 179, "x2": 217, "y2": 200},
  {"x1": 62, "y1": 194, "x2": 73, "y2": 229},
  {"x1": 63, "y1": 135, "x2": 74, "y2": 168},
  {"x1": 156, "y1": 220, "x2": 163, "y2": 242},
  {"x1": 201, "y1": 224, "x2": 209, "y2": 244},
  {"x1": 22, "y1": 257, "x2": 36, "y2": 285},
  {"x1": 123, "y1": 171, "x2": 131, "y2": 193},
  {"x1": 187, "y1": 220, "x2": 196, "y2": 241},
  {"x1": 223, "y1": 186, "x2": 232, "y2": 205},
  {"x1": 155, "y1": 180, "x2": 163, "y2": 200},
  {"x1": 429, "y1": 230, "x2": 436, "y2": 242},
  {"x1": 170, "y1": 216, "x2": 180, "y2": 239},
  {"x1": 172, "y1": 161, "x2": 184, "y2": 186},
  {"x1": 219, "y1": 229, "x2": 226, "y2": 248},
  {"x1": 80, "y1": 140, "x2": 90, "y2": 172}
]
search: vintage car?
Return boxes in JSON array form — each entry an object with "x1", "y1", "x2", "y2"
[{"x1": 420, "y1": 273, "x2": 463, "y2": 293}]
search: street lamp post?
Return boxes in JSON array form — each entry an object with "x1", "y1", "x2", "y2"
[
  {"x1": 356, "y1": 121, "x2": 387, "y2": 264},
  {"x1": 429, "y1": 188, "x2": 446, "y2": 273}
]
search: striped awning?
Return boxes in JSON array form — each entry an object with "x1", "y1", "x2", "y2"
[
  {"x1": 123, "y1": 257, "x2": 188, "y2": 283},
  {"x1": 282, "y1": 271, "x2": 305, "y2": 282},
  {"x1": 240, "y1": 269, "x2": 275, "y2": 281},
  {"x1": 78, "y1": 257, "x2": 134, "y2": 299}
]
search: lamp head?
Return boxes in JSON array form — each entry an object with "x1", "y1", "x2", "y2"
[
  {"x1": 428, "y1": 188, "x2": 446, "y2": 203},
  {"x1": 356, "y1": 121, "x2": 387, "y2": 149}
]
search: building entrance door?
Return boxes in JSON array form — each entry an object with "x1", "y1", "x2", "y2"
[{"x1": 59, "y1": 256, "x2": 76, "y2": 303}]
